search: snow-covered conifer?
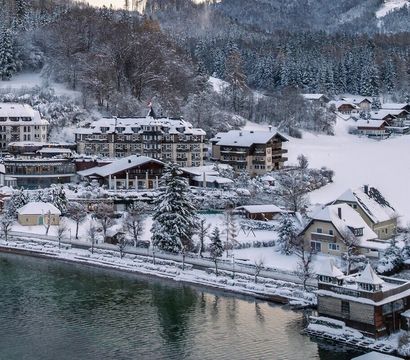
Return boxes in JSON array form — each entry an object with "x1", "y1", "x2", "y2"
[
  {"x1": 209, "y1": 227, "x2": 223, "y2": 276},
  {"x1": 151, "y1": 163, "x2": 198, "y2": 253},
  {"x1": 0, "y1": 27, "x2": 17, "y2": 80},
  {"x1": 276, "y1": 214, "x2": 297, "y2": 255}
]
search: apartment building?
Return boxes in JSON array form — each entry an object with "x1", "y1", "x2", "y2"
[
  {"x1": 210, "y1": 129, "x2": 288, "y2": 175},
  {"x1": 74, "y1": 114, "x2": 206, "y2": 167},
  {"x1": 0, "y1": 103, "x2": 48, "y2": 151}
]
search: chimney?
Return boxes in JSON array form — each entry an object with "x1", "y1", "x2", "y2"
[
  {"x1": 268, "y1": 125, "x2": 272, "y2": 132},
  {"x1": 128, "y1": 159, "x2": 131, "y2": 164},
  {"x1": 239, "y1": 132, "x2": 243, "y2": 136},
  {"x1": 338, "y1": 207, "x2": 342, "y2": 219},
  {"x1": 364, "y1": 185, "x2": 369, "y2": 195}
]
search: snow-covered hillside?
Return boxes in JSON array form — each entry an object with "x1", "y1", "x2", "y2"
[
  {"x1": 285, "y1": 119, "x2": 410, "y2": 224},
  {"x1": 376, "y1": 0, "x2": 409, "y2": 18}
]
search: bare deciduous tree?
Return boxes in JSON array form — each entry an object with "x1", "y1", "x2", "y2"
[
  {"x1": 274, "y1": 172, "x2": 309, "y2": 212},
  {"x1": 56, "y1": 220, "x2": 67, "y2": 249},
  {"x1": 254, "y1": 257, "x2": 265, "y2": 283},
  {"x1": 66, "y1": 202, "x2": 87, "y2": 240},
  {"x1": 339, "y1": 229, "x2": 360, "y2": 275},
  {"x1": 93, "y1": 203, "x2": 115, "y2": 243},
  {"x1": 293, "y1": 237, "x2": 314, "y2": 291},
  {"x1": 123, "y1": 202, "x2": 147, "y2": 247},
  {"x1": 116, "y1": 232, "x2": 129, "y2": 259},
  {"x1": 88, "y1": 221, "x2": 98, "y2": 254},
  {"x1": 196, "y1": 218, "x2": 210, "y2": 258},
  {"x1": 0, "y1": 215, "x2": 13, "y2": 242}
]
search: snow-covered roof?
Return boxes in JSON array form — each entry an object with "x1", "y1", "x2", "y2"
[
  {"x1": 180, "y1": 164, "x2": 231, "y2": 177},
  {"x1": 17, "y1": 202, "x2": 61, "y2": 215},
  {"x1": 356, "y1": 264, "x2": 384, "y2": 285},
  {"x1": 310, "y1": 204, "x2": 377, "y2": 242},
  {"x1": 335, "y1": 187, "x2": 396, "y2": 224},
  {"x1": 211, "y1": 130, "x2": 288, "y2": 147},
  {"x1": 302, "y1": 93, "x2": 327, "y2": 101},
  {"x1": 38, "y1": 148, "x2": 72, "y2": 154},
  {"x1": 370, "y1": 109, "x2": 408, "y2": 120},
  {"x1": 0, "y1": 103, "x2": 48, "y2": 125},
  {"x1": 356, "y1": 119, "x2": 387, "y2": 128},
  {"x1": 75, "y1": 116, "x2": 206, "y2": 136},
  {"x1": 192, "y1": 175, "x2": 233, "y2": 184},
  {"x1": 382, "y1": 103, "x2": 409, "y2": 110},
  {"x1": 342, "y1": 96, "x2": 372, "y2": 104},
  {"x1": 351, "y1": 352, "x2": 402, "y2": 360},
  {"x1": 328, "y1": 100, "x2": 359, "y2": 109},
  {"x1": 78, "y1": 155, "x2": 164, "y2": 178},
  {"x1": 317, "y1": 259, "x2": 344, "y2": 279},
  {"x1": 235, "y1": 204, "x2": 288, "y2": 214}
]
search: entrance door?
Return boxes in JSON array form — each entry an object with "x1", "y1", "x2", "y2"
[{"x1": 38, "y1": 216, "x2": 43, "y2": 225}]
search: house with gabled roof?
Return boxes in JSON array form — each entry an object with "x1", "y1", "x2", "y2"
[
  {"x1": 328, "y1": 100, "x2": 359, "y2": 114},
  {"x1": 77, "y1": 155, "x2": 165, "y2": 190},
  {"x1": 299, "y1": 203, "x2": 385, "y2": 258},
  {"x1": 332, "y1": 185, "x2": 397, "y2": 240},
  {"x1": 316, "y1": 261, "x2": 410, "y2": 338},
  {"x1": 342, "y1": 96, "x2": 372, "y2": 111},
  {"x1": 381, "y1": 103, "x2": 410, "y2": 113},
  {"x1": 210, "y1": 130, "x2": 288, "y2": 175},
  {"x1": 302, "y1": 93, "x2": 330, "y2": 105},
  {"x1": 356, "y1": 119, "x2": 389, "y2": 139}
]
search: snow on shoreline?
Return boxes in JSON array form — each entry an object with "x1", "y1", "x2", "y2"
[{"x1": 0, "y1": 237, "x2": 316, "y2": 307}]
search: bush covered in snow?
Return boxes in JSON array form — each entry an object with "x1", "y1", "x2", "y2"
[{"x1": 377, "y1": 243, "x2": 403, "y2": 275}]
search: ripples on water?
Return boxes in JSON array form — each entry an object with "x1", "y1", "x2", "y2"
[{"x1": 0, "y1": 254, "x2": 362, "y2": 360}]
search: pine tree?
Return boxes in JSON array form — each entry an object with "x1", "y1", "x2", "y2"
[
  {"x1": 0, "y1": 27, "x2": 17, "y2": 80},
  {"x1": 6, "y1": 189, "x2": 28, "y2": 217},
  {"x1": 16, "y1": 0, "x2": 28, "y2": 29},
  {"x1": 52, "y1": 187, "x2": 68, "y2": 214},
  {"x1": 151, "y1": 163, "x2": 198, "y2": 253},
  {"x1": 276, "y1": 214, "x2": 297, "y2": 255},
  {"x1": 209, "y1": 227, "x2": 223, "y2": 276}
]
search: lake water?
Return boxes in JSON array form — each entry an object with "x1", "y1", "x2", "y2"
[{"x1": 0, "y1": 253, "x2": 362, "y2": 360}]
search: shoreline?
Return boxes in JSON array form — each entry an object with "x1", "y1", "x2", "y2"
[{"x1": 0, "y1": 243, "x2": 304, "y2": 306}]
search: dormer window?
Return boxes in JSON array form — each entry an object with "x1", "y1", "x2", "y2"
[
  {"x1": 21, "y1": 117, "x2": 32, "y2": 121},
  {"x1": 353, "y1": 228, "x2": 363, "y2": 236},
  {"x1": 100, "y1": 127, "x2": 109, "y2": 133},
  {"x1": 9, "y1": 117, "x2": 19, "y2": 122},
  {"x1": 0, "y1": 117, "x2": 6, "y2": 122},
  {"x1": 116, "y1": 127, "x2": 125, "y2": 133}
]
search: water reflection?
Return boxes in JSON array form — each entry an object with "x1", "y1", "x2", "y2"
[{"x1": 0, "y1": 253, "x2": 362, "y2": 360}]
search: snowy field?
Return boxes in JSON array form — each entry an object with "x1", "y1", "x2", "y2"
[{"x1": 244, "y1": 118, "x2": 410, "y2": 224}]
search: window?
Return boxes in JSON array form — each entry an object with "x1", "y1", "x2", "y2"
[
  {"x1": 316, "y1": 228, "x2": 323, "y2": 233},
  {"x1": 328, "y1": 243, "x2": 339, "y2": 251},
  {"x1": 328, "y1": 229, "x2": 334, "y2": 236},
  {"x1": 310, "y1": 241, "x2": 321, "y2": 252},
  {"x1": 341, "y1": 301, "x2": 350, "y2": 316},
  {"x1": 353, "y1": 204, "x2": 358, "y2": 209}
]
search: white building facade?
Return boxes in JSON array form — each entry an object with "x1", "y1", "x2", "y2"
[{"x1": 0, "y1": 103, "x2": 48, "y2": 151}]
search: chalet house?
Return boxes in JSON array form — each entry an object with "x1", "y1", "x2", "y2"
[
  {"x1": 342, "y1": 97, "x2": 372, "y2": 111},
  {"x1": 210, "y1": 130, "x2": 288, "y2": 176},
  {"x1": 74, "y1": 110, "x2": 206, "y2": 167},
  {"x1": 300, "y1": 204, "x2": 383, "y2": 258},
  {"x1": 332, "y1": 185, "x2": 397, "y2": 240},
  {"x1": 17, "y1": 202, "x2": 61, "y2": 226},
  {"x1": 356, "y1": 119, "x2": 389, "y2": 139},
  {"x1": 316, "y1": 261, "x2": 410, "y2": 338},
  {"x1": 235, "y1": 204, "x2": 291, "y2": 221},
  {"x1": 302, "y1": 93, "x2": 330, "y2": 106},
  {"x1": 381, "y1": 103, "x2": 410, "y2": 113},
  {"x1": 328, "y1": 101, "x2": 359, "y2": 114},
  {"x1": 370, "y1": 109, "x2": 409, "y2": 126},
  {"x1": 180, "y1": 165, "x2": 233, "y2": 188},
  {"x1": 77, "y1": 155, "x2": 165, "y2": 190}
]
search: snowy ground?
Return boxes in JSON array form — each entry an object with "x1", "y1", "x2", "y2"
[
  {"x1": 244, "y1": 118, "x2": 410, "y2": 224},
  {"x1": 10, "y1": 212, "x2": 340, "y2": 276},
  {"x1": 376, "y1": 0, "x2": 409, "y2": 18},
  {"x1": 0, "y1": 72, "x2": 81, "y2": 99}
]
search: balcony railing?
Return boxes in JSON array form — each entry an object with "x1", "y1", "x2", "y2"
[{"x1": 311, "y1": 232, "x2": 337, "y2": 242}]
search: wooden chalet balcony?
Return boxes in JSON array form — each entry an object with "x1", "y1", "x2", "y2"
[
  {"x1": 252, "y1": 159, "x2": 266, "y2": 165},
  {"x1": 220, "y1": 158, "x2": 247, "y2": 164},
  {"x1": 220, "y1": 148, "x2": 248, "y2": 155},
  {"x1": 272, "y1": 149, "x2": 288, "y2": 155},
  {"x1": 311, "y1": 232, "x2": 337, "y2": 242}
]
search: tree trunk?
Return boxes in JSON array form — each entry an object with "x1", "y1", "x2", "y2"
[{"x1": 75, "y1": 222, "x2": 79, "y2": 239}]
